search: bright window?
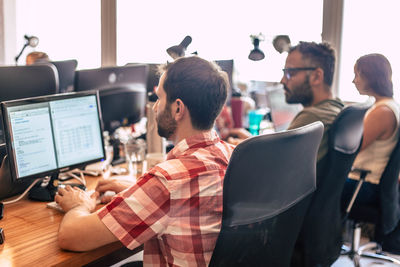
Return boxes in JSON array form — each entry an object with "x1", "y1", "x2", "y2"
[
  {"x1": 338, "y1": 0, "x2": 400, "y2": 102},
  {"x1": 117, "y1": 0, "x2": 323, "y2": 83},
  {"x1": 15, "y1": 0, "x2": 100, "y2": 69}
]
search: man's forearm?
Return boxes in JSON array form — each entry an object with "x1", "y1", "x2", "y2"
[
  {"x1": 58, "y1": 206, "x2": 118, "y2": 251},
  {"x1": 58, "y1": 206, "x2": 93, "y2": 251}
]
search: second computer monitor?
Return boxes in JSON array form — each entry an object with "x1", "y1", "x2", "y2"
[
  {"x1": 1, "y1": 91, "x2": 105, "y2": 181},
  {"x1": 74, "y1": 65, "x2": 148, "y2": 133},
  {"x1": 125, "y1": 63, "x2": 161, "y2": 93}
]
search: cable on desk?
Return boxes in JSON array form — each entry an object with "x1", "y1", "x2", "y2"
[
  {"x1": 58, "y1": 169, "x2": 86, "y2": 187},
  {"x1": 2, "y1": 178, "x2": 43, "y2": 205}
]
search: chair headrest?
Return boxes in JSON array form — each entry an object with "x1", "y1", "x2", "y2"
[{"x1": 330, "y1": 101, "x2": 373, "y2": 154}]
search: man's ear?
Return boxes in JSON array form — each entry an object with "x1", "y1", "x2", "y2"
[
  {"x1": 310, "y1": 68, "x2": 324, "y2": 86},
  {"x1": 174, "y1": 99, "x2": 185, "y2": 121}
]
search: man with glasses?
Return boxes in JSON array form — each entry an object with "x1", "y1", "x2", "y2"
[
  {"x1": 282, "y1": 41, "x2": 344, "y2": 161},
  {"x1": 229, "y1": 41, "x2": 343, "y2": 162}
]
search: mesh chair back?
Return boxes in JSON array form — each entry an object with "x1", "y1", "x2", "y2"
[
  {"x1": 210, "y1": 122, "x2": 323, "y2": 267},
  {"x1": 293, "y1": 101, "x2": 372, "y2": 266},
  {"x1": 379, "y1": 124, "x2": 400, "y2": 234}
]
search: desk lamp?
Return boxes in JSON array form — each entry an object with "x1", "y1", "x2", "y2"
[
  {"x1": 15, "y1": 35, "x2": 39, "y2": 65},
  {"x1": 166, "y1": 36, "x2": 192, "y2": 60},
  {"x1": 272, "y1": 35, "x2": 291, "y2": 54},
  {"x1": 248, "y1": 34, "x2": 265, "y2": 61}
]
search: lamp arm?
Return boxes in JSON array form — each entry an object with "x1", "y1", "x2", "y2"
[{"x1": 15, "y1": 43, "x2": 29, "y2": 65}]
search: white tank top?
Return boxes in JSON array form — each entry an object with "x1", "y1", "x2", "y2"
[{"x1": 349, "y1": 98, "x2": 400, "y2": 184}]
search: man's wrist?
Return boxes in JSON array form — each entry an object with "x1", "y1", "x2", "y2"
[{"x1": 66, "y1": 203, "x2": 94, "y2": 214}]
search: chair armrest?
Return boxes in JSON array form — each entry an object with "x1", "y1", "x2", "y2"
[
  {"x1": 343, "y1": 168, "x2": 372, "y2": 218},
  {"x1": 351, "y1": 168, "x2": 372, "y2": 180}
]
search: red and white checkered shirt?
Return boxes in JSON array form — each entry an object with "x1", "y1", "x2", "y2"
[{"x1": 98, "y1": 130, "x2": 234, "y2": 266}]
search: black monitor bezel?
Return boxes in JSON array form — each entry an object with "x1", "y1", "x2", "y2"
[{"x1": 1, "y1": 91, "x2": 105, "y2": 181}]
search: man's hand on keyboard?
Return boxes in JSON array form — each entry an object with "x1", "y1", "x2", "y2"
[
  {"x1": 55, "y1": 186, "x2": 99, "y2": 213},
  {"x1": 95, "y1": 177, "x2": 133, "y2": 204}
]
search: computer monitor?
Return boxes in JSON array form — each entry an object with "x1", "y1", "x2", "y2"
[
  {"x1": 74, "y1": 64, "x2": 148, "y2": 92},
  {"x1": 265, "y1": 86, "x2": 302, "y2": 132},
  {"x1": 74, "y1": 65, "x2": 148, "y2": 133},
  {"x1": 250, "y1": 81, "x2": 302, "y2": 132},
  {"x1": 214, "y1": 59, "x2": 234, "y2": 93},
  {"x1": 0, "y1": 64, "x2": 60, "y2": 144},
  {"x1": 49, "y1": 59, "x2": 78, "y2": 93},
  {"x1": 1, "y1": 91, "x2": 105, "y2": 182},
  {"x1": 126, "y1": 63, "x2": 161, "y2": 93}
]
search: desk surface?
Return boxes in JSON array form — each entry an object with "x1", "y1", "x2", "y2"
[{"x1": 0, "y1": 174, "x2": 139, "y2": 267}]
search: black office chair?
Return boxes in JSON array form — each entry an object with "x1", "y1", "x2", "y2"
[
  {"x1": 49, "y1": 59, "x2": 78, "y2": 93},
  {"x1": 209, "y1": 121, "x2": 324, "y2": 267},
  {"x1": 292, "y1": 101, "x2": 372, "y2": 267},
  {"x1": 342, "y1": 123, "x2": 400, "y2": 266}
]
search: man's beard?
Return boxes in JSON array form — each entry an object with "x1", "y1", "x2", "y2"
[
  {"x1": 284, "y1": 76, "x2": 313, "y2": 106},
  {"x1": 156, "y1": 104, "x2": 177, "y2": 139}
]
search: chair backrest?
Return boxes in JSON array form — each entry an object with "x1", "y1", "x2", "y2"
[
  {"x1": 209, "y1": 121, "x2": 323, "y2": 267},
  {"x1": 49, "y1": 59, "x2": 78, "y2": 93},
  {"x1": 378, "y1": 124, "x2": 400, "y2": 234},
  {"x1": 293, "y1": 101, "x2": 372, "y2": 266},
  {"x1": 350, "y1": 123, "x2": 400, "y2": 235}
]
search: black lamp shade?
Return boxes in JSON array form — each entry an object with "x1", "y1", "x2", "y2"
[
  {"x1": 249, "y1": 38, "x2": 265, "y2": 61},
  {"x1": 166, "y1": 36, "x2": 192, "y2": 59},
  {"x1": 249, "y1": 48, "x2": 265, "y2": 61}
]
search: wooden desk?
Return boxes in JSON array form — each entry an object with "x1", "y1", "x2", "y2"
[{"x1": 0, "y1": 175, "x2": 142, "y2": 267}]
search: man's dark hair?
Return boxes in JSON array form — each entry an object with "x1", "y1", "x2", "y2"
[
  {"x1": 160, "y1": 56, "x2": 229, "y2": 130},
  {"x1": 356, "y1": 53, "x2": 393, "y2": 97},
  {"x1": 289, "y1": 41, "x2": 336, "y2": 87}
]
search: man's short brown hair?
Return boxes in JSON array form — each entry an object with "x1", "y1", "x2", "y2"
[{"x1": 160, "y1": 56, "x2": 229, "y2": 130}]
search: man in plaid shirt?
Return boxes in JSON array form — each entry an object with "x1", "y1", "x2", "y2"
[{"x1": 56, "y1": 56, "x2": 234, "y2": 266}]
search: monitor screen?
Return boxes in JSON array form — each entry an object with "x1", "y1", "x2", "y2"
[
  {"x1": 266, "y1": 86, "x2": 302, "y2": 132},
  {"x1": 1, "y1": 91, "x2": 105, "y2": 180},
  {"x1": 250, "y1": 81, "x2": 302, "y2": 132},
  {"x1": 98, "y1": 86, "x2": 146, "y2": 133},
  {"x1": 214, "y1": 59, "x2": 233, "y2": 92},
  {"x1": 74, "y1": 64, "x2": 148, "y2": 92},
  {"x1": 126, "y1": 63, "x2": 161, "y2": 93},
  {"x1": 74, "y1": 65, "x2": 148, "y2": 133}
]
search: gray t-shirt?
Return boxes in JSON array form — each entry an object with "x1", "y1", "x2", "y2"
[{"x1": 288, "y1": 98, "x2": 344, "y2": 161}]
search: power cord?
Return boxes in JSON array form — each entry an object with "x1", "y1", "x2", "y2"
[
  {"x1": 58, "y1": 169, "x2": 86, "y2": 187},
  {"x1": 2, "y1": 178, "x2": 43, "y2": 205}
]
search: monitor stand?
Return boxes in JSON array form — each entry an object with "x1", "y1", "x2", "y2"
[{"x1": 28, "y1": 173, "x2": 59, "y2": 202}]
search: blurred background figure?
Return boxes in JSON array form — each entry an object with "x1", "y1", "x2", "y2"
[
  {"x1": 342, "y1": 53, "x2": 399, "y2": 207},
  {"x1": 26, "y1": 51, "x2": 49, "y2": 65}
]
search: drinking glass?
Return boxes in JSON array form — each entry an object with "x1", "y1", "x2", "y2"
[
  {"x1": 248, "y1": 110, "x2": 265, "y2": 135},
  {"x1": 124, "y1": 138, "x2": 146, "y2": 175}
]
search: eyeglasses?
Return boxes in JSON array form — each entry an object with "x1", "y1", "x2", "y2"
[{"x1": 282, "y1": 67, "x2": 317, "y2": 80}]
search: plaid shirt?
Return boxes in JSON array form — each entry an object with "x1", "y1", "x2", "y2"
[{"x1": 98, "y1": 130, "x2": 234, "y2": 266}]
